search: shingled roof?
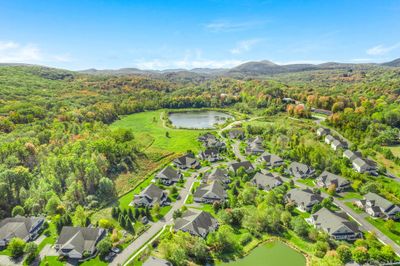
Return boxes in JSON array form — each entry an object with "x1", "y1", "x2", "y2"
[
  {"x1": 56, "y1": 226, "x2": 105, "y2": 258},
  {"x1": 131, "y1": 183, "x2": 167, "y2": 207},
  {"x1": 0, "y1": 216, "x2": 44, "y2": 244},
  {"x1": 174, "y1": 209, "x2": 218, "y2": 238},
  {"x1": 252, "y1": 172, "x2": 283, "y2": 190},
  {"x1": 194, "y1": 181, "x2": 227, "y2": 201}
]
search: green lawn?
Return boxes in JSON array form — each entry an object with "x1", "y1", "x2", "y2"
[
  {"x1": 389, "y1": 145, "x2": 400, "y2": 157},
  {"x1": 0, "y1": 248, "x2": 11, "y2": 256},
  {"x1": 339, "y1": 191, "x2": 363, "y2": 201},
  {"x1": 111, "y1": 110, "x2": 207, "y2": 153},
  {"x1": 344, "y1": 202, "x2": 363, "y2": 214},
  {"x1": 80, "y1": 256, "x2": 108, "y2": 266},
  {"x1": 296, "y1": 178, "x2": 315, "y2": 187},
  {"x1": 39, "y1": 256, "x2": 64, "y2": 266},
  {"x1": 292, "y1": 209, "x2": 311, "y2": 219},
  {"x1": 366, "y1": 217, "x2": 400, "y2": 245}
]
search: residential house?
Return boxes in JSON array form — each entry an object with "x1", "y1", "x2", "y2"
[
  {"x1": 355, "y1": 192, "x2": 400, "y2": 219},
  {"x1": 331, "y1": 139, "x2": 347, "y2": 151},
  {"x1": 0, "y1": 216, "x2": 45, "y2": 248},
  {"x1": 252, "y1": 172, "x2": 283, "y2": 191},
  {"x1": 130, "y1": 184, "x2": 168, "y2": 207},
  {"x1": 55, "y1": 226, "x2": 105, "y2": 259},
  {"x1": 143, "y1": 256, "x2": 172, "y2": 266},
  {"x1": 352, "y1": 157, "x2": 377, "y2": 175},
  {"x1": 287, "y1": 162, "x2": 315, "y2": 179},
  {"x1": 324, "y1": 135, "x2": 335, "y2": 145},
  {"x1": 193, "y1": 181, "x2": 227, "y2": 204},
  {"x1": 155, "y1": 166, "x2": 183, "y2": 186},
  {"x1": 285, "y1": 188, "x2": 323, "y2": 212},
  {"x1": 173, "y1": 154, "x2": 200, "y2": 169},
  {"x1": 199, "y1": 148, "x2": 221, "y2": 162},
  {"x1": 202, "y1": 168, "x2": 230, "y2": 185},
  {"x1": 228, "y1": 129, "x2": 244, "y2": 139},
  {"x1": 307, "y1": 208, "x2": 361, "y2": 241},
  {"x1": 198, "y1": 133, "x2": 226, "y2": 149},
  {"x1": 174, "y1": 209, "x2": 218, "y2": 238},
  {"x1": 229, "y1": 161, "x2": 254, "y2": 174},
  {"x1": 245, "y1": 136, "x2": 265, "y2": 155},
  {"x1": 343, "y1": 150, "x2": 362, "y2": 161},
  {"x1": 258, "y1": 152, "x2": 284, "y2": 168},
  {"x1": 317, "y1": 127, "x2": 331, "y2": 137},
  {"x1": 316, "y1": 171, "x2": 351, "y2": 192}
]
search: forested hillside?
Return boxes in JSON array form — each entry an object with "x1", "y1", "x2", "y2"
[{"x1": 0, "y1": 65, "x2": 399, "y2": 220}]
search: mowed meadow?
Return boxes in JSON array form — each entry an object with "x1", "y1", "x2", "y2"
[{"x1": 110, "y1": 110, "x2": 207, "y2": 194}]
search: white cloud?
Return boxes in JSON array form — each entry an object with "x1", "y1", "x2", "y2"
[
  {"x1": 204, "y1": 20, "x2": 265, "y2": 32},
  {"x1": 134, "y1": 58, "x2": 245, "y2": 70},
  {"x1": 0, "y1": 40, "x2": 71, "y2": 64},
  {"x1": 230, "y1": 39, "x2": 262, "y2": 54},
  {"x1": 366, "y1": 42, "x2": 400, "y2": 55}
]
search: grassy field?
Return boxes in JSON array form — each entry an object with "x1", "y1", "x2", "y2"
[
  {"x1": 389, "y1": 145, "x2": 400, "y2": 157},
  {"x1": 111, "y1": 110, "x2": 207, "y2": 154},
  {"x1": 366, "y1": 217, "x2": 400, "y2": 245},
  {"x1": 39, "y1": 256, "x2": 64, "y2": 266},
  {"x1": 339, "y1": 191, "x2": 364, "y2": 201},
  {"x1": 344, "y1": 202, "x2": 363, "y2": 214},
  {"x1": 375, "y1": 151, "x2": 400, "y2": 177}
]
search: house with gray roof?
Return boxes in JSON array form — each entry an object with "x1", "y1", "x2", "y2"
[
  {"x1": 343, "y1": 150, "x2": 362, "y2": 161},
  {"x1": 331, "y1": 139, "x2": 347, "y2": 151},
  {"x1": 198, "y1": 133, "x2": 226, "y2": 149},
  {"x1": 252, "y1": 172, "x2": 283, "y2": 191},
  {"x1": 355, "y1": 192, "x2": 400, "y2": 220},
  {"x1": 199, "y1": 148, "x2": 221, "y2": 162},
  {"x1": 143, "y1": 256, "x2": 172, "y2": 266},
  {"x1": 228, "y1": 129, "x2": 244, "y2": 139},
  {"x1": 173, "y1": 154, "x2": 200, "y2": 169},
  {"x1": 202, "y1": 168, "x2": 230, "y2": 185},
  {"x1": 258, "y1": 153, "x2": 284, "y2": 168},
  {"x1": 317, "y1": 127, "x2": 330, "y2": 137},
  {"x1": 307, "y1": 208, "x2": 361, "y2": 241},
  {"x1": 130, "y1": 184, "x2": 168, "y2": 207},
  {"x1": 316, "y1": 171, "x2": 351, "y2": 192},
  {"x1": 285, "y1": 188, "x2": 323, "y2": 212},
  {"x1": 324, "y1": 135, "x2": 335, "y2": 145},
  {"x1": 155, "y1": 166, "x2": 183, "y2": 186},
  {"x1": 174, "y1": 209, "x2": 218, "y2": 238},
  {"x1": 352, "y1": 157, "x2": 377, "y2": 175},
  {"x1": 0, "y1": 216, "x2": 45, "y2": 248},
  {"x1": 229, "y1": 161, "x2": 254, "y2": 174},
  {"x1": 55, "y1": 226, "x2": 105, "y2": 259},
  {"x1": 286, "y1": 162, "x2": 315, "y2": 179},
  {"x1": 194, "y1": 181, "x2": 227, "y2": 204},
  {"x1": 245, "y1": 136, "x2": 265, "y2": 155}
]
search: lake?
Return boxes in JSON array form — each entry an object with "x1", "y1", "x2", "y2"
[
  {"x1": 168, "y1": 111, "x2": 233, "y2": 129},
  {"x1": 218, "y1": 241, "x2": 306, "y2": 266}
]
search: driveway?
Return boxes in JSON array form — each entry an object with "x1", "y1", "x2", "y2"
[{"x1": 0, "y1": 255, "x2": 23, "y2": 266}]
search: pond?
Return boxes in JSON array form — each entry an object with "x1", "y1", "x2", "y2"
[
  {"x1": 168, "y1": 111, "x2": 233, "y2": 129},
  {"x1": 218, "y1": 241, "x2": 306, "y2": 266}
]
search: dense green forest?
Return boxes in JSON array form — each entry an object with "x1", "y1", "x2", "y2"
[{"x1": 0, "y1": 65, "x2": 399, "y2": 219}]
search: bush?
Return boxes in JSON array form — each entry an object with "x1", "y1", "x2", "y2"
[
  {"x1": 97, "y1": 238, "x2": 112, "y2": 257},
  {"x1": 8, "y1": 238, "x2": 26, "y2": 258},
  {"x1": 11, "y1": 205, "x2": 25, "y2": 217}
]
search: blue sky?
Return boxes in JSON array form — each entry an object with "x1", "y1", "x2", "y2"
[{"x1": 0, "y1": 0, "x2": 399, "y2": 70}]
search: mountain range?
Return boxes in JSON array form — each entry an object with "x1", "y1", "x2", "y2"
[{"x1": 78, "y1": 58, "x2": 400, "y2": 76}]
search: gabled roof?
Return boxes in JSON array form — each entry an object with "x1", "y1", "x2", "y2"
[
  {"x1": 228, "y1": 129, "x2": 244, "y2": 138},
  {"x1": 317, "y1": 128, "x2": 330, "y2": 134},
  {"x1": 194, "y1": 181, "x2": 227, "y2": 200},
  {"x1": 259, "y1": 153, "x2": 284, "y2": 165},
  {"x1": 0, "y1": 216, "x2": 44, "y2": 241},
  {"x1": 201, "y1": 148, "x2": 219, "y2": 156},
  {"x1": 286, "y1": 188, "x2": 323, "y2": 206},
  {"x1": 252, "y1": 172, "x2": 283, "y2": 189},
  {"x1": 311, "y1": 207, "x2": 360, "y2": 235},
  {"x1": 203, "y1": 168, "x2": 229, "y2": 183},
  {"x1": 325, "y1": 135, "x2": 335, "y2": 141},
  {"x1": 198, "y1": 133, "x2": 216, "y2": 142},
  {"x1": 352, "y1": 157, "x2": 370, "y2": 168},
  {"x1": 287, "y1": 162, "x2": 314, "y2": 177},
  {"x1": 317, "y1": 171, "x2": 350, "y2": 188},
  {"x1": 174, "y1": 210, "x2": 218, "y2": 237},
  {"x1": 174, "y1": 154, "x2": 197, "y2": 167},
  {"x1": 331, "y1": 139, "x2": 346, "y2": 148},
  {"x1": 343, "y1": 150, "x2": 362, "y2": 161},
  {"x1": 230, "y1": 161, "x2": 254, "y2": 172},
  {"x1": 364, "y1": 192, "x2": 395, "y2": 212},
  {"x1": 133, "y1": 184, "x2": 166, "y2": 206},
  {"x1": 56, "y1": 226, "x2": 104, "y2": 256},
  {"x1": 156, "y1": 166, "x2": 180, "y2": 181}
]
